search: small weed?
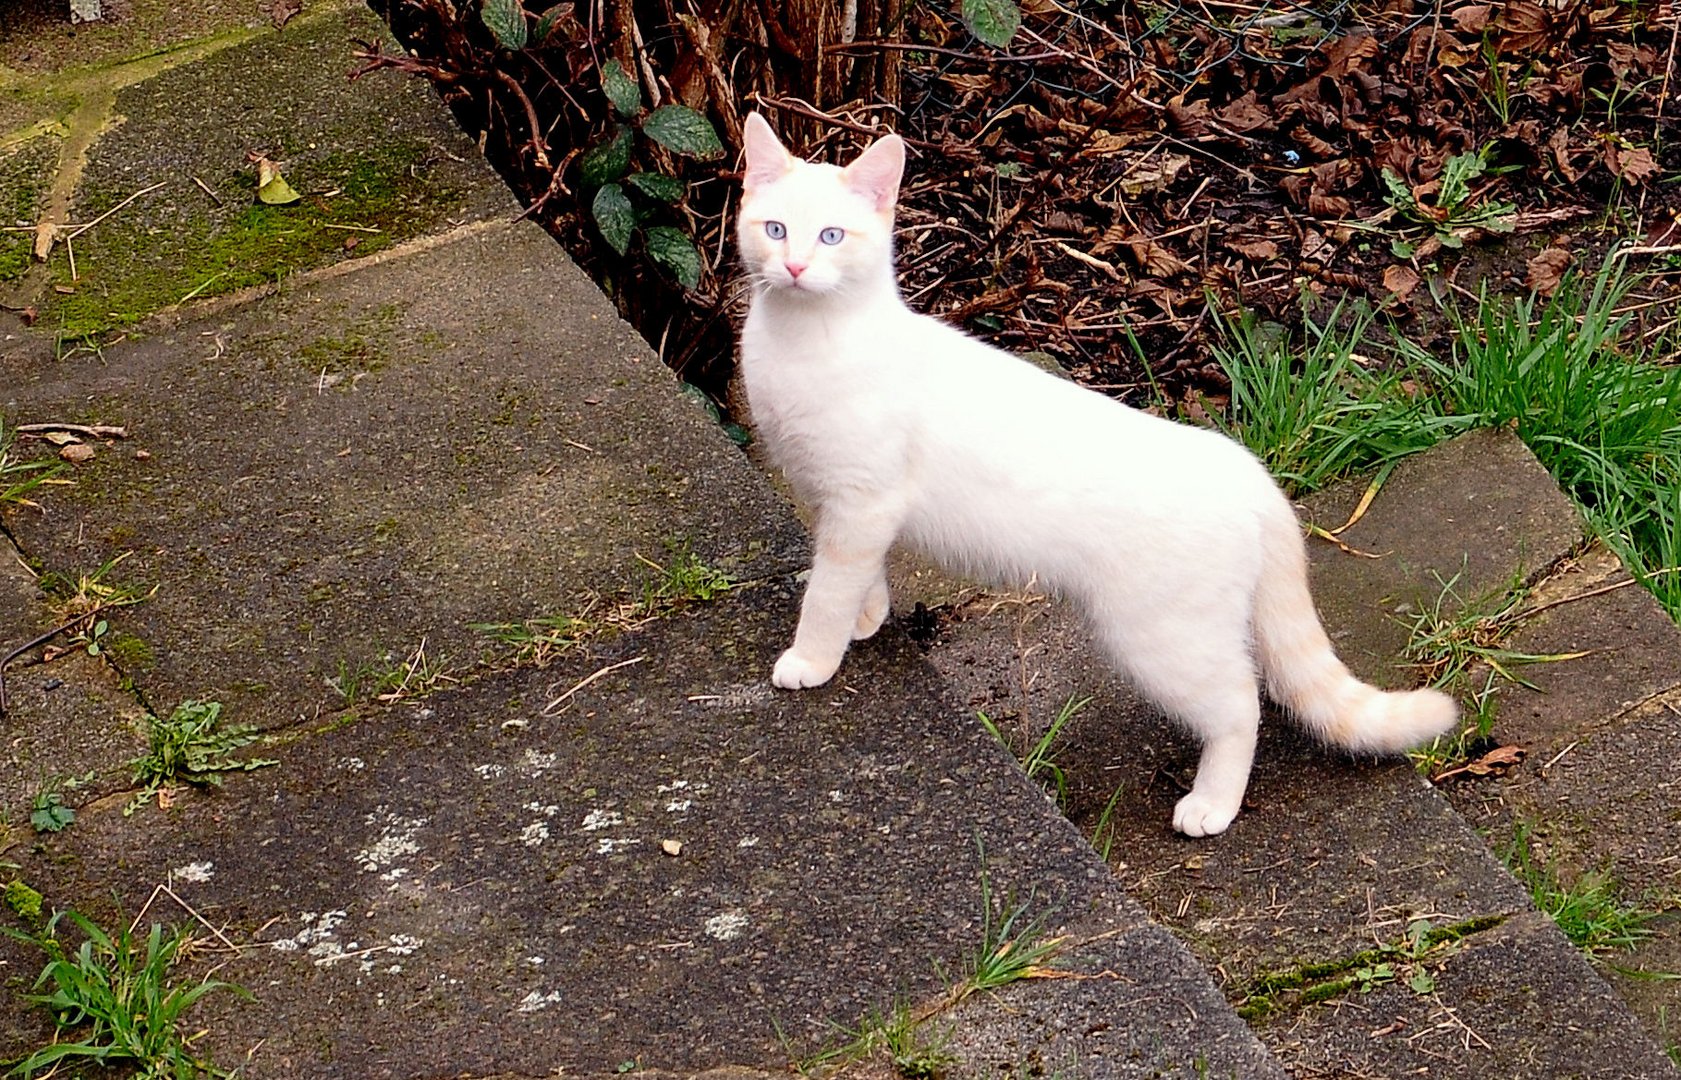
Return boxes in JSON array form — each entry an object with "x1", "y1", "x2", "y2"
[
  {"x1": 1402, "y1": 570, "x2": 1587, "y2": 690},
  {"x1": 0, "y1": 420, "x2": 66, "y2": 511},
  {"x1": 28, "y1": 788, "x2": 74, "y2": 835},
  {"x1": 330, "y1": 638, "x2": 455, "y2": 706},
  {"x1": 38, "y1": 551, "x2": 158, "y2": 623},
  {"x1": 5, "y1": 878, "x2": 45, "y2": 925},
  {"x1": 2, "y1": 907, "x2": 249, "y2": 1079},
  {"x1": 470, "y1": 612, "x2": 592, "y2": 666},
  {"x1": 1381, "y1": 146, "x2": 1516, "y2": 257},
  {"x1": 977, "y1": 695, "x2": 1088, "y2": 808},
  {"x1": 472, "y1": 548, "x2": 734, "y2": 670},
  {"x1": 1659, "y1": 1006, "x2": 1680, "y2": 1067},
  {"x1": 955, "y1": 847, "x2": 1064, "y2": 1001},
  {"x1": 1502, "y1": 822, "x2": 1669, "y2": 956},
  {"x1": 803, "y1": 1001, "x2": 953, "y2": 1079},
  {"x1": 637, "y1": 544, "x2": 734, "y2": 608},
  {"x1": 126, "y1": 700, "x2": 277, "y2": 815},
  {"x1": 1089, "y1": 783, "x2": 1125, "y2": 863}
]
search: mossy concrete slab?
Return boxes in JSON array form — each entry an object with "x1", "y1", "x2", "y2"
[
  {"x1": 0, "y1": 0, "x2": 286, "y2": 76},
  {"x1": 31, "y1": 4, "x2": 511, "y2": 339},
  {"x1": 1480, "y1": 547, "x2": 1681, "y2": 753},
  {"x1": 0, "y1": 135, "x2": 57, "y2": 290},
  {"x1": 0, "y1": 590, "x2": 1276, "y2": 1078},
  {"x1": 1298, "y1": 426, "x2": 1586, "y2": 683},
  {"x1": 2, "y1": 219, "x2": 802, "y2": 733},
  {"x1": 1256, "y1": 913, "x2": 1679, "y2": 1079}
]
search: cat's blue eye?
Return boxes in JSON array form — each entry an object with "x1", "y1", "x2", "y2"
[
  {"x1": 765, "y1": 221, "x2": 787, "y2": 240},
  {"x1": 819, "y1": 227, "x2": 845, "y2": 245}
]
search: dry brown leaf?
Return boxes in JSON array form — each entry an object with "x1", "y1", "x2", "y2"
[
  {"x1": 1450, "y1": 3, "x2": 1492, "y2": 33},
  {"x1": 1228, "y1": 238, "x2": 1279, "y2": 261},
  {"x1": 1114, "y1": 152, "x2": 1191, "y2": 196},
  {"x1": 1495, "y1": 1, "x2": 1552, "y2": 54},
  {"x1": 60, "y1": 443, "x2": 95, "y2": 463},
  {"x1": 1382, "y1": 264, "x2": 1421, "y2": 302},
  {"x1": 1216, "y1": 92, "x2": 1272, "y2": 133},
  {"x1": 259, "y1": 0, "x2": 303, "y2": 29},
  {"x1": 32, "y1": 221, "x2": 55, "y2": 262},
  {"x1": 1126, "y1": 236, "x2": 1192, "y2": 278},
  {"x1": 1432, "y1": 744, "x2": 1527, "y2": 783},
  {"x1": 1525, "y1": 247, "x2": 1572, "y2": 296},
  {"x1": 1605, "y1": 143, "x2": 1658, "y2": 186}
]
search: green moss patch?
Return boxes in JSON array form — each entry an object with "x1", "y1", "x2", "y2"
[
  {"x1": 1234, "y1": 914, "x2": 1506, "y2": 1021},
  {"x1": 46, "y1": 141, "x2": 466, "y2": 339},
  {"x1": 0, "y1": 137, "x2": 57, "y2": 284}
]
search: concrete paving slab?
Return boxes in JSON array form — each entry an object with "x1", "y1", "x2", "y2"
[
  {"x1": 1300, "y1": 426, "x2": 1585, "y2": 684},
  {"x1": 1484, "y1": 547, "x2": 1681, "y2": 753},
  {"x1": 1256, "y1": 913, "x2": 1679, "y2": 1079},
  {"x1": 2, "y1": 218, "x2": 803, "y2": 732},
  {"x1": 1448, "y1": 686, "x2": 1681, "y2": 1043},
  {"x1": 0, "y1": 542, "x2": 149, "y2": 831},
  {"x1": 0, "y1": 590, "x2": 1276, "y2": 1078}
]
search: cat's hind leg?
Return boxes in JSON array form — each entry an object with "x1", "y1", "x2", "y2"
[{"x1": 1094, "y1": 610, "x2": 1261, "y2": 837}]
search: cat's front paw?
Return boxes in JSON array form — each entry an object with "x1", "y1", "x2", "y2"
[
  {"x1": 1172, "y1": 791, "x2": 1241, "y2": 838},
  {"x1": 771, "y1": 649, "x2": 840, "y2": 689}
]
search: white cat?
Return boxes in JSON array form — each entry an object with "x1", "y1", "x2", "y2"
[{"x1": 734, "y1": 113, "x2": 1456, "y2": 837}]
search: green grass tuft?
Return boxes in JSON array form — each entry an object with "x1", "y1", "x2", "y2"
[
  {"x1": 1502, "y1": 821, "x2": 1669, "y2": 956},
  {"x1": 3, "y1": 907, "x2": 249, "y2": 1079}
]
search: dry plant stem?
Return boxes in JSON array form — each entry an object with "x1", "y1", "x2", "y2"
[
  {"x1": 754, "y1": 94, "x2": 942, "y2": 149},
  {"x1": 16, "y1": 423, "x2": 127, "y2": 438},
  {"x1": 63, "y1": 181, "x2": 168, "y2": 242}
]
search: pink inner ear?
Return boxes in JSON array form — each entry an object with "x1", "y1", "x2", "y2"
[
  {"x1": 843, "y1": 134, "x2": 906, "y2": 212},
  {"x1": 743, "y1": 113, "x2": 792, "y2": 190}
]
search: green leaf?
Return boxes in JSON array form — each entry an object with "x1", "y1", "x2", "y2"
[
  {"x1": 592, "y1": 184, "x2": 636, "y2": 255},
  {"x1": 481, "y1": 0, "x2": 528, "y2": 50},
  {"x1": 601, "y1": 59, "x2": 641, "y2": 118},
  {"x1": 30, "y1": 796, "x2": 74, "y2": 833},
  {"x1": 255, "y1": 169, "x2": 302, "y2": 206},
  {"x1": 532, "y1": 3, "x2": 566, "y2": 45},
  {"x1": 642, "y1": 105, "x2": 724, "y2": 159},
  {"x1": 962, "y1": 0, "x2": 1021, "y2": 47},
  {"x1": 645, "y1": 225, "x2": 702, "y2": 288},
  {"x1": 627, "y1": 171, "x2": 685, "y2": 202},
  {"x1": 578, "y1": 126, "x2": 633, "y2": 187},
  {"x1": 1408, "y1": 970, "x2": 1436, "y2": 994}
]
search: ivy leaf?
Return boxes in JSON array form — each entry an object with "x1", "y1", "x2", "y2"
[
  {"x1": 578, "y1": 126, "x2": 633, "y2": 187},
  {"x1": 481, "y1": 0, "x2": 528, "y2": 50},
  {"x1": 1408, "y1": 970, "x2": 1436, "y2": 994},
  {"x1": 645, "y1": 225, "x2": 702, "y2": 288},
  {"x1": 601, "y1": 59, "x2": 641, "y2": 119},
  {"x1": 642, "y1": 106, "x2": 724, "y2": 159},
  {"x1": 627, "y1": 171, "x2": 685, "y2": 202},
  {"x1": 962, "y1": 0, "x2": 1021, "y2": 47},
  {"x1": 531, "y1": 3, "x2": 566, "y2": 45},
  {"x1": 592, "y1": 184, "x2": 636, "y2": 255}
]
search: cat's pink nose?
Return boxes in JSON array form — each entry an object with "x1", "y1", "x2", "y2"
[{"x1": 785, "y1": 261, "x2": 807, "y2": 279}]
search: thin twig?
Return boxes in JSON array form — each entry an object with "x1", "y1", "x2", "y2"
[
  {"x1": 16, "y1": 423, "x2": 127, "y2": 439},
  {"x1": 543, "y1": 655, "x2": 646, "y2": 714},
  {"x1": 64, "y1": 181, "x2": 168, "y2": 242}
]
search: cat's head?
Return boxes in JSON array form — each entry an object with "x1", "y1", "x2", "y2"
[{"x1": 737, "y1": 112, "x2": 905, "y2": 298}]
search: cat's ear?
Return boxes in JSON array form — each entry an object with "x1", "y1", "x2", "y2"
[
  {"x1": 842, "y1": 133, "x2": 905, "y2": 213},
  {"x1": 743, "y1": 113, "x2": 793, "y2": 191}
]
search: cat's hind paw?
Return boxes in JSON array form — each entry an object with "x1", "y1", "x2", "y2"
[
  {"x1": 771, "y1": 649, "x2": 840, "y2": 690},
  {"x1": 1172, "y1": 791, "x2": 1241, "y2": 838}
]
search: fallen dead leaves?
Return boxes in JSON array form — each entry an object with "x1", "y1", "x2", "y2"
[{"x1": 1431, "y1": 744, "x2": 1527, "y2": 784}]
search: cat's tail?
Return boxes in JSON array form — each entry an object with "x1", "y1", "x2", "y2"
[{"x1": 1251, "y1": 500, "x2": 1458, "y2": 753}]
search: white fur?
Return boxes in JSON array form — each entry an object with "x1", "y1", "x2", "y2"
[{"x1": 734, "y1": 114, "x2": 1457, "y2": 837}]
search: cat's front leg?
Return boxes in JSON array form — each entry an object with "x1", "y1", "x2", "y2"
[
  {"x1": 853, "y1": 572, "x2": 891, "y2": 640},
  {"x1": 773, "y1": 508, "x2": 899, "y2": 689}
]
